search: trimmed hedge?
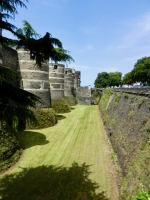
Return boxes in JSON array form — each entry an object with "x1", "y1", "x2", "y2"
[
  {"x1": 51, "y1": 98, "x2": 71, "y2": 113},
  {"x1": 26, "y1": 108, "x2": 57, "y2": 129},
  {"x1": 64, "y1": 95, "x2": 77, "y2": 106},
  {"x1": 0, "y1": 130, "x2": 22, "y2": 174}
]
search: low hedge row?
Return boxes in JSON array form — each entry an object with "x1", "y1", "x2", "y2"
[
  {"x1": 0, "y1": 130, "x2": 22, "y2": 174},
  {"x1": 64, "y1": 95, "x2": 77, "y2": 106},
  {"x1": 51, "y1": 98, "x2": 71, "y2": 113},
  {"x1": 26, "y1": 108, "x2": 57, "y2": 129}
]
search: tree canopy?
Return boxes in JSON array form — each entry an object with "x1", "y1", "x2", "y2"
[
  {"x1": 94, "y1": 71, "x2": 122, "y2": 88},
  {"x1": 122, "y1": 72, "x2": 133, "y2": 85},
  {"x1": 109, "y1": 72, "x2": 122, "y2": 87},
  {"x1": 122, "y1": 57, "x2": 150, "y2": 85},
  {"x1": 132, "y1": 57, "x2": 150, "y2": 84}
]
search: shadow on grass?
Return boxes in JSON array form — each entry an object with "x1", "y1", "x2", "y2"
[
  {"x1": 18, "y1": 131, "x2": 49, "y2": 149},
  {"x1": 71, "y1": 107, "x2": 75, "y2": 110},
  {"x1": 56, "y1": 114, "x2": 66, "y2": 121},
  {"x1": 0, "y1": 162, "x2": 109, "y2": 200}
]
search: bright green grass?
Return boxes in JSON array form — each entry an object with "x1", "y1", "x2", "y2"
[{"x1": 0, "y1": 105, "x2": 118, "y2": 200}]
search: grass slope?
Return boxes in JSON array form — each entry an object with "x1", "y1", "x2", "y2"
[{"x1": 0, "y1": 105, "x2": 119, "y2": 200}]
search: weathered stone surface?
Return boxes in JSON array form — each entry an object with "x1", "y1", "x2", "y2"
[
  {"x1": 49, "y1": 73, "x2": 64, "y2": 78},
  {"x1": 50, "y1": 90, "x2": 64, "y2": 99},
  {"x1": 2, "y1": 45, "x2": 18, "y2": 71},
  {"x1": 23, "y1": 80, "x2": 49, "y2": 89},
  {"x1": 49, "y1": 78, "x2": 64, "y2": 83},
  {"x1": 21, "y1": 71, "x2": 49, "y2": 80},
  {"x1": 76, "y1": 87, "x2": 92, "y2": 105},
  {"x1": 28, "y1": 89, "x2": 50, "y2": 107},
  {"x1": 19, "y1": 61, "x2": 49, "y2": 72},
  {"x1": 64, "y1": 90, "x2": 73, "y2": 96}
]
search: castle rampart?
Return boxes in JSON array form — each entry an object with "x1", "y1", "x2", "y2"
[
  {"x1": 2, "y1": 46, "x2": 81, "y2": 107},
  {"x1": 49, "y1": 63, "x2": 65, "y2": 99},
  {"x1": 64, "y1": 68, "x2": 74, "y2": 96},
  {"x1": 17, "y1": 49, "x2": 50, "y2": 108}
]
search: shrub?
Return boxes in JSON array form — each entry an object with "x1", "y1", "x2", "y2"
[
  {"x1": 26, "y1": 108, "x2": 57, "y2": 129},
  {"x1": 52, "y1": 98, "x2": 71, "y2": 113},
  {"x1": 0, "y1": 129, "x2": 22, "y2": 174},
  {"x1": 64, "y1": 95, "x2": 77, "y2": 106}
]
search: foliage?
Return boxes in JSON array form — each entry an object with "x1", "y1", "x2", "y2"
[
  {"x1": 132, "y1": 57, "x2": 150, "y2": 84},
  {"x1": 64, "y1": 95, "x2": 77, "y2": 106},
  {"x1": 16, "y1": 20, "x2": 41, "y2": 39},
  {"x1": 0, "y1": 129, "x2": 22, "y2": 174},
  {"x1": 123, "y1": 57, "x2": 150, "y2": 85},
  {"x1": 94, "y1": 72, "x2": 122, "y2": 88},
  {"x1": 52, "y1": 98, "x2": 71, "y2": 113},
  {"x1": 26, "y1": 108, "x2": 57, "y2": 129},
  {"x1": 2, "y1": 18, "x2": 74, "y2": 67},
  {"x1": 0, "y1": 65, "x2": 40, "y2": 133},
  {"x1": 122, "y1": 72, "x2": 134, "y2": 85},
  {"x1": 132, "y1": 190, "x2": 150, "y2": 200},
  {"x1": 109, "y1": 72, "x2": 122, "y2": 87},
  {"x1": 94, "y1": 72, "x2": 110, "y2": 88}
]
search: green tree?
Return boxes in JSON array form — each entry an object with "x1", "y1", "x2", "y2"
[
  {"x1": 132, "y1": 57, "x2": 150, "y2": 85},
  {"x1": 94, "y1": 72, "x2": 109, "y2": 88},
  {"x1": 0, "y1": 0, "x2": 27, "y2": 38},
  {"x1": 108, "y1": 72, "x2": 122, "y2": 87},
  {"x1": 14, "y1": 20, "x2": 74, "y2": 66},
  {"x1": 122, "y1": 72, "x2": 134, "y2": 85}
]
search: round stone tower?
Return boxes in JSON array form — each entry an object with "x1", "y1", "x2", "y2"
[
  {"x1": 49, "y1": 63, "x2": 65, "y2": 99},
  {"x1": 64, "y1": 68, "x2": 74, "y2": 96},
  {"x1": 74, "y1": 71, "x2": 81, "y2": 88},
  {"x1": 17, "y1": 49, "x2": 50, "y2": 108}
]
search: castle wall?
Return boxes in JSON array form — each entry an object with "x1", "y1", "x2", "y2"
[
  {"x1": 75, "y1": 71, "x2": 81, "y2": 88},
  {"x1": 99, "y1": 88, "x2": 150, "y2": 199},
  {"x1": 64, "y1": 68, "x2": 74, "y2": 96},
  {"x1": 2, "y1": 45, "x2": 19, "y2": 72},
  {"x1": 49, "y1": 63, "x2": 65, "y2": 99},
  {"x1": 76, "y1": 86, "x2": 92, "y2": 105},
  {"x1": 1, "y1": 46, "x2": 81, "y2": 105},
  {"x1": 17, "y1": 49, "x2": 50, "y2": 108}
]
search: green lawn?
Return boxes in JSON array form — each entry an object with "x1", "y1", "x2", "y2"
[{"x1": 0, "y1": 105, "x2": 119, "y2": 200}]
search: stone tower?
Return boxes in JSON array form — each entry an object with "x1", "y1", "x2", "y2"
[
  {"x1": 75, "y1": 71, "x2": 81, "y2": 88},
  {"x1": 64, "y1": 68, "x2": 74, "y2": 96},
  {"x1": 49, "y1": 63, "x2": 65, "y2": 100},
  {"x1": 17, "y1": 49, "x2": 50, "y2": 108}
]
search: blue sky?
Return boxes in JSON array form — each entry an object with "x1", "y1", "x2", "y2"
[{"x1": 4, "y1": 0, "x2": 150, "y2": 86}]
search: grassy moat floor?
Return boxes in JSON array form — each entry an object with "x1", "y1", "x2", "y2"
[{"x1": 0, "y1": 105, "x2": 119, "y2": 200}]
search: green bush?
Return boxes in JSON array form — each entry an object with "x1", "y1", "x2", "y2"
[
  {"x1": 26, "y1": 108, "x2": 57, "y2": 129},
  {"x1": 52, "y1": 98, "x2": 71, "y2": 113},
  {"x1": 132, "y1": 190, "x2": 150, "y2": 200},
  {"x1": 64, "y1": 95, "x2": 77, "y2": 106},
  {"x1": 0, "y1": 129, "x2": 22, "y2": 174}
]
